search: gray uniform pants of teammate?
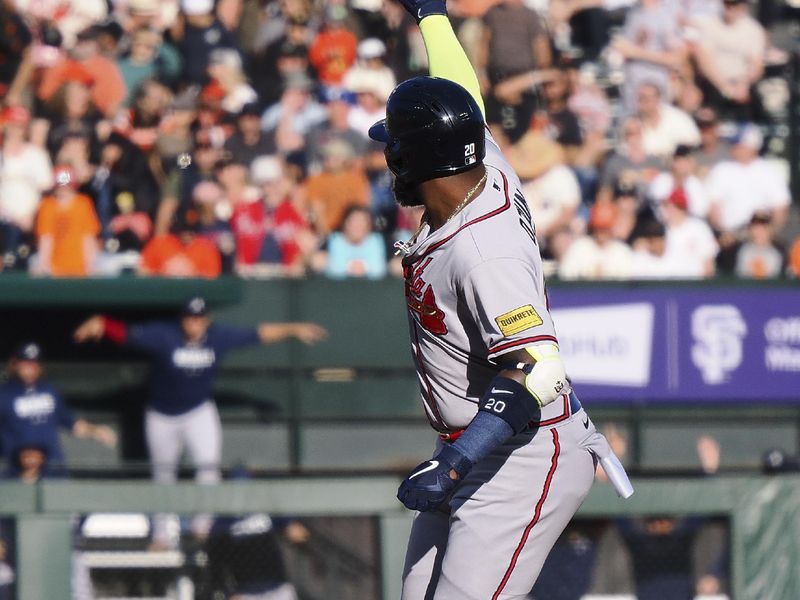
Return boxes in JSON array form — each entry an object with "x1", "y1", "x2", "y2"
[
  {"x1": 146, "y1": 400, "x2": 222, "y2": 544},
  {"x1": 401, "y1": 410, "x2": 598, "y2": 600}
]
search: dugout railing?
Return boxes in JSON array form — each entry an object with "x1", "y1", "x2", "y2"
[{"x1": 2, "y1": 475, "x2": 800, "y2": 599}]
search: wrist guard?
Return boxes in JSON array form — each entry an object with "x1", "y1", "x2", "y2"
[{"x1": 478, "y1": 375, "x2": 540, "y2": 435}]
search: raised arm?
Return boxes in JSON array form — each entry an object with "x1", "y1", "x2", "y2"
[{"x1": 399, "y1": 1, "x2": 485, "y2": 117}]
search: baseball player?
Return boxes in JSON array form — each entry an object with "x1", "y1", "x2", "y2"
[
  {"x1": 73, "y1": 297, "x2": 327, "y2": 546},
  {"x1": 0, "y1": 342, "x2": 117, "y2": 480},
  {"x1": 367, "y1": 4, "x2": 633, "y2": 599}
]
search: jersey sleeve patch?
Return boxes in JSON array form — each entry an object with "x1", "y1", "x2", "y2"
[{"x1": 494, "y1": 305, "x2": 543, "y2": 336}]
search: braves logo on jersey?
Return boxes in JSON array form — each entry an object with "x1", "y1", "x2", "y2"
[{"x1": 404, "y1": 257, "x2": 448, "y2": 335}]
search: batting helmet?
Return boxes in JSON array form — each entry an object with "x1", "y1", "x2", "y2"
[{"x1": 368, "y1": 77, "x2": 485, "y2": 184}]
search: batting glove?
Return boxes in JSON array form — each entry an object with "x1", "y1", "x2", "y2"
[
  {"x1": 397, "y1": 0, "x2": 447, "y2": 24},
  {"x1": 397, "y1": 445, "x2": 472, "y2": 512}
]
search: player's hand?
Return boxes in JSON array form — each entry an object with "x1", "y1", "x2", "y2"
[
  {"x1": 397, "y1": 0, "x2": 447, "y2": 23},
  {"x1": 284, "y1": 521, "x2": 311, "y2": 544},
  {"x1": 397, "y1": 445, "x2": 472, "y2": 512},
  {"x1": 74, "y1": 315, "x2": 105, "y2": 343},
  {"x1": 292, "y1": 323, "x2": 328, "y2": 345},
  {"x1": 93, "y1": 425, "x2": 118, "y2": 448}
]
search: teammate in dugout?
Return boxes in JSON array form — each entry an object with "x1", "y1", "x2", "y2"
[
  {"x1": 0, "y1": 342, "x2": 117, "y2": 480},
  {"x1": 73, "y1": 297, "x2": 327, "y2": 546},
  {"x1": 368, "y1": 4, "x2": 633, "y2": 598}
]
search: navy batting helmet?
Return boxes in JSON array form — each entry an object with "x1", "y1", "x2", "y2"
[{"x1": 368, "y1": 77, "x2": 485, "y2": 184}]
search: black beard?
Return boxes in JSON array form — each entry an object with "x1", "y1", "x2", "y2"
[{"x1": 393, "y1": 177, "x2": 424, "y2": 207}]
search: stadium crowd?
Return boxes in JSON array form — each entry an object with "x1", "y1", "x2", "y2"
[{"x1": 0, "y1": 0, "x2": 799, "y2": 281}]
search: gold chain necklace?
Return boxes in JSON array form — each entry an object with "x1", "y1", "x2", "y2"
[{"x1": 394, "y1": 169, "x2": 488, "y2": 257}]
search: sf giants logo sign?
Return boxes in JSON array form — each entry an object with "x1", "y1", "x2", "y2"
[{"x1": 404, "y1": 257, "x2": 448, "y2": 334}]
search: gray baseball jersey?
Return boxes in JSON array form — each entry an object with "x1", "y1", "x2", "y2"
[
  {"x1": 401, "y1": 130, "x2": 573, "y2": 433},
  {"x1": 399, "y1": 130, "x2": 602, "y2": 600}
]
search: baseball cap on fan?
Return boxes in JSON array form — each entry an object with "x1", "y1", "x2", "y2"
[
  {"x1": 734, "y1": 123, "x2": 763, "y2": 151},
  {"x1": 1, "y1": 106, "x2": 30, "y2": 127},
  {"x1": 182, "y1": 296, "x2": 208, "y2": 317},
  {"x1": 181, "y1": 0, "x2": 213, "y2": 16},
  {"x1": 13, "y1": 342, "x2": 42, "y2": 362}
]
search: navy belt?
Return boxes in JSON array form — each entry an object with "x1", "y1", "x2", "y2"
[{"x1": 568, "y1": 390, "x2": 582, "y2": 414}]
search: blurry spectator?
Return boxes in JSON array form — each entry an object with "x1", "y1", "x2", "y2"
[
  {"x1": 597, "y1": 116, "x2": 663, "y2": 205},
  {"x1": 693, "y1": 0, "x2": 766, "y2": 121},
  {"x1": 224, "y1": 102, "x2": 276, "y2": 167},
  {"x1": 372, "y1": 0, "x2": 424, "y2": 83},
  {"x1": 261, "y1": 72, "x2": 326, "y2": 154},
  {"x1": 0, "y1": 522, "x2": 13, "y2": 599},
  {"x1": 118, "y1": 0, "x2": 180, "y2": 35},
  {"x1": 205, "y1": 492, "x2": 309, "y2": 599},
  {"x1": 53, "y1": 130, "x2": 94, "y2": 190},
  {"x1": 139, "y1": 231, "x2": 222, "y2": 277},
  {"x1": 648, "y1": 145, "x2": 710, "y2": 218},
  {"x1": 89, "y1": 132, "x2": 159, "y2": 253},
  {"x1": 252, "y1": 31, "x2": 312, "y2": 107},
  {"x1": 172, "y1": 0, "x2": 242, "y2": 86},
  {"x1": 343, "y1": 67, "x2": 392, "y2": 137},
  {"x1": 706, "y1": 123, "x2": 790, "y2": 236},
  {"x1": 478, "y1": 0, "x2": 551, "y2": 141},
  {"x1": 492, "y1": 69, "x2": 582, "y2": 157},
  {"x1": 305, "y1": 139, "x2": 370, "y2": 234},
  {"x1": 40, "y1": 79, "x2": 101, "y2": 158},
  {"x1": 636, "y1": 82, "x2": 700, "y2": 158},
  {"x1": 215, "y1": 153, "x2": 254, "y2": 207},
  {"x1": 305, "y1": 87, "x2": 367, "y2": 174},
  {"x1": 15, "y1": 0, "x2": 107, "y2": 50},
  {"x1": 148, "y1": 87, "x2": 198, "y2": 177},
  {"x1": 489, "y1": 118, "x2": 563, "y2": 184},
  {"x1": 118, "y1": 79, "x2": 174, "y2": 153},
  {"x1": 617, "y1": 516, "x2": 706, "y2": 600},
  {"x1": 0, "y1": 107, "x2": 53, "y2": 270},
  {"x1": 232, "y1": 155, "x2": 316, "y2": 275},
  {"x1": 190, "y1": 180, "x2": 236, "y2": 273},
  {"x1": 693, "y1": 107, "x2": 730, "y2": 178},
  {"x1": 568, "y1": 63, "x2": 612, "y2": 141},
  {"x1": 0, "y1": 0, "x2": 33, "y2": 106},
  {"x1": 34, "y1": 165, "x2": 101, "y2": 277},
  {"x1": 733, "y1": 212, "x2": 784, "y2": 279},
  {"x1": 522, "y1": 160, "x2": 581, "y2": 249},
  {"x1": 251, "y1": 0, "x2": 317, "y2": 54},
  {"x1": 156, "y1": 135, "x2": 222, "y2": 235},
  {"x1": 613, "y1": 0, "x2": 685, "y2": 109},
  {"x1": 117, "y1": 27, "x2": 182, "y2": 106},
  {"x1": 95, "y1": 19, "x2": 125, "y2": 58},
  {"x1": 530, "y1": 522, "x2": 604, "y2": 600},
  {"x1": 660, "y1": 187, "x2": 718, "y2": 278},
  {"x1": 611, "y1": 184, "x2": 641, "y2": 242},
  {"x1": 790, "y1": 239, "x2": 800, "y2": 278},
  {"x1": 558, "y1": 202, "x2": 633, "y2": 280},
  {"x1": 540, "y1": 70, "x2": 583, "y2": 158},
  {"x1": 365, "y1": 140, "x2": 396, "y2": 232},
  {"x1": 314, "y1": 204, "x2": 387, "y2": 279},
  {"x1": 0, "y1": 342, "x2": 116, "y2": 480},
  {"x1": 38, "y1": 25, "x2": 127, "y2": 118},
  {"x1": 308, "y1": 4, "x2": 358, "y2": 87},
  {"x1": 342, "y1": 37, "x2": 396, "y2": 111},
  {"x1": 206, "y1": 48, "x2": 257, "y2": 114},
  {"x1": 630, "y1": 219, "x2": 672, "y2": 278},
  {"x1": 549, "y1": 0, "x2": 619, "y2": 62},
  {"x1": 540, "y1": 225, "x2": 575, "y2": 278},
  {"x1": 73, "y1": 298, "x2": 327, "y2": 547}
]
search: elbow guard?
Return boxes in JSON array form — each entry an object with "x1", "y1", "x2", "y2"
[
  {"x1": 478, "y1": 376, "x2": 540, "y2": 435},
  {"x1": 520, "y1": 344, "x2": 567, "y2": 408},
  {"x1": 517, "y1": 344, "x2": 567, "y2": 408}
]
